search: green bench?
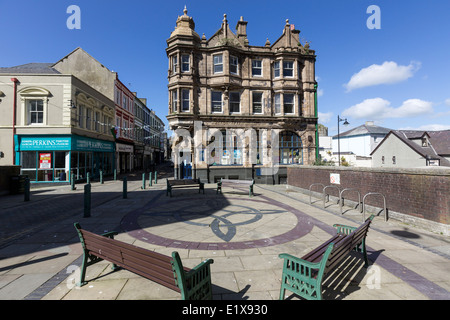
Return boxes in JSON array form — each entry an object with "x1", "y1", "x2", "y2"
[
  {"x1": 216, "y1": 178, "x2": 255, "y2": 197},
  {"x1": 279, "y1": 215, "x2": 375, "y2": 300},
  {"x1": 166, "y1": 178, "x2": 205, "y2": 197},
  {"x1": 74, "y1": 223, "x2": 214, "y2": 300}
]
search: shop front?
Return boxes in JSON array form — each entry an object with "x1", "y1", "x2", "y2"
[{"x1": 15, "y1": 135, "x2": 115, "y2": 183}]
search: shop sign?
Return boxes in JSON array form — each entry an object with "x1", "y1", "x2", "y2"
[
  {"x1": 19, "y1": 137, "x2": 71, "y2": 151},
  {"x1": 73, "y1": 136, "x2": 115, "y2": 152},
  {"x1": 117, "y1": 143, "x2": 134, "y2": 153}
]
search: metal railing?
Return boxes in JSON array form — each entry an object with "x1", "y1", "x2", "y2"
[
  {"x1": 323, "y1": 185, "x2": 340, "y2": 208},
  {"x1": 309, "y1": 183, "x2": 325, "y2": 204},
  {"x1": 339, "y1": 188, "x2": 362, "y2": 215}
]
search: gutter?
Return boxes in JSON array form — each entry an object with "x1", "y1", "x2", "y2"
[{"x1": 11, "y1": 78, "x2": 19, "y2": 165}]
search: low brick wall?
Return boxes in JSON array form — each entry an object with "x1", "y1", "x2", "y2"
[{"x1": 287, "y1": 166, "x2": 450, "y2": 227}]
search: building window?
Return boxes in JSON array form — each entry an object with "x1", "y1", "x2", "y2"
[
  {"x1": 252, "y1": 59, "x2": 262, "y2": 76},
  {"x1": 123, "y1": 96, "x2": 128, "y2": 110},
  {"x1": 274, "y1": 94, "x2": 281, "y2": 114},
  {"x1": 181, "y1": 89, "x2": 190, "y2": 112},
  {"x1": 211, "y1": 91, "x2": 222, "y2": 113},
  {"x1": 252, "y1": 92, "x2": 263, "y2": 114},
  {"x1": 230, "y1": 56, "x2": 239, "y2": 75},
  {"x1": 172, "y1": 55, "x2": 178, "y2": 73},
  {"x1": 284, "y1": 94, "x2": 295, "y2": 114},
  {"x1": 213, "y1": 54, "x2": 223, "y2": 74},
  {"x1": 86, "y1": 108, "x2": 92, "y2": 130},
  {"x1": 181, "y1": 54, "x2": 190, "y2": 72},
  {"x1": 78, "y1": 105, "x2": 84, "y2": 128},
  {"x1": 171, "y1": 90, "x2": 178, "y2": 112},
  {"x1": 95, "y1": 111, "x2": 100, "y2": 132},
  {"x1": 280, "y1": 131, "x2": 303, "y2": 164},
  {"x1": 229, "y1": 92, "x2": 240, "y2": 113},
  {"x1": 382, "y1": 156, "x2": 385, "y2": 164},
  {"x1": 392, "y1": 156, "x2": 396, "y2": 165},
  {"x1": 27, "y1": 100, "x2": 44, "y2": 124},
  {"x1": 274, "y1": 61, "x2": 280, "y2": 78},
  {"x1": 283, "y1": 61, "x2": 294, "y2": 77}
]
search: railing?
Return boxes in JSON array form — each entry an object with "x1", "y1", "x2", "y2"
[
  {"x1": 309, "y1": 183, "x2": 325, "y2": 204},
  {"x1": 323, "y1": 185, "x2": 340, "y2": 208}
]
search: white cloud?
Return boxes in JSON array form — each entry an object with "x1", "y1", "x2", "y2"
[
  {"x1": 400, "y1": 124, "x2": 450, "y2": 131},
  {"x1": 344, "y1": 61, "x2": 420, "y2": 92},
  {"x1": 318, "y1": 112, "x2": 333, "y2": 123},
  {"x1": 342, "y1": 98, "x2": 391, "y2": 119},
  {"x1": 317, "y1": 88, "x2": 324, "y2": 97},
  {"x1": 445, "y1": 98, "x2": 450, "y2": 106},
  {"x1": 342, "y1": 98, "x2": 433, "y2": 120}
]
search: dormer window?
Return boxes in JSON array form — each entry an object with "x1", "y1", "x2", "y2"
[{"x1": 422, "y1": 138, "x2": 428, "y2": 147}]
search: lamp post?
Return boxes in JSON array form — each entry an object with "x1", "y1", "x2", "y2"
[{"x1": 337, "y1": 116, "x2": 349, "y2": 166}]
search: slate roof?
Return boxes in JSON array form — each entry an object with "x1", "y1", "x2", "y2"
[
  {"x1": 0, "y1": 63, "x2": 60, "y2": 74},
  {"x1": 333, "y1": 122, "x2": 392, "y2": 138}
]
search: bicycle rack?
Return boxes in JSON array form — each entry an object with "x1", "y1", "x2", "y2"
[
  {"x1": 363, "y1": 192, "x2": 388, "y2": 222},
  {"x1": 323, "y1": 185, "x2": 340, "y2": 208},
  {"x1": 339, "y1": 188, "x2": 362, "y2": 215},
  {"x1": 309, "y1": 183, "x2": 325, "y2": 204}
]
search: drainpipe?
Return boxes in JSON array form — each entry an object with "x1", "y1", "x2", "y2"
[
  {"x1": 11, "y1": 78, "x2": 19, "y2": 165},
  {"x1": 314, "y1": 82, "x2": 319, "y2": 163}
]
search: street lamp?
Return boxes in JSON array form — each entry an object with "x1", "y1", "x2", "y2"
[{"x1": 337, "y1": 116, "x2": 349, "y2": 166}]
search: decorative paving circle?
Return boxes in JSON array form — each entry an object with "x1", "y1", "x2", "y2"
[{"x1": 120, "y1": 194, "x2": 314, "y2": 250}]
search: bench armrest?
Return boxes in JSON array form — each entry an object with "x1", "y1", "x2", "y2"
[
  {"x1": 333, "y1": 224, "x2": 357, "y2": 235},
  {"x1": 279, "y1": 253, "x2": 322, "y2": 270},
  {"x1": 101, "y1": 231, "x2": 119, "y2": 239}
]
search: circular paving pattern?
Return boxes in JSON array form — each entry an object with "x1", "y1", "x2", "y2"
[{"x1": 121, "y1": 193, "x2": 314, "y2": 250}]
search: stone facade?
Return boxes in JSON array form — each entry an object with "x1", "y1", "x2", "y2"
[{"x1": 166, "y1": 8, "x2": 318, "y2": 181}]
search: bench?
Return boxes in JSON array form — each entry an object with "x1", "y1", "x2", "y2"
[
  {"x1": 74, "y1": 223, "x2": 214, "y2": 300},
  {"x1": 278, "y1": 215, "x2": 375, "y2": 300},
  {"x1": 216, "y1": 179, "x2": 255, "y2": 197},
  {"x1": 166, "y1": 178, "x2": 205, "y2": 197}
]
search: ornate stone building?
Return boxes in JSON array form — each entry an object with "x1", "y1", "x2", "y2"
[{"x1": 166, "y1": 8, "x2": 318, "y2": 183}]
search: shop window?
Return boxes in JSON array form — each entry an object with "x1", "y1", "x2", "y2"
[{"x1": 280, "y1": 131, "x2": 303, "y2": 164}]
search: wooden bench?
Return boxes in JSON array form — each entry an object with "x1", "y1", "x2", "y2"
[
  {"x1": 278, "y1": 215, "x2": 375, "y2": 300},
  {"x1": 166, "y1": 178, "x2": 205, "y2": 197},
  {"x1": 216, "y1": 178, "x2": 255, "y2": 197},
  {"x1": 74, "y1": 223, "x2": 214, "y2": 300}
]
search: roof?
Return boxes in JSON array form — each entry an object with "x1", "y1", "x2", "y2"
[
  {"x1": 0, "y1": 63, "x2": 60, "y2": 74},
  {"x1": 371, "y1": 130, "x2": 450, "y2": 166},
  {"x1": 333, "y1": 122, "x2": 392, "y2": 138}
]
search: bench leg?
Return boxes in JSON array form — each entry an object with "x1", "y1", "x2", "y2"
[{"x1": 77, "y1": 254, "x2": 89, "y2": 287}]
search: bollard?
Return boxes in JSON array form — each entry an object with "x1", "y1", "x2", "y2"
[
  {"x1": 24, "y1": 177, "x2": 30, "y2": 202},
  {"x1": 87, "y1": 172, "x2": 90, "y2": 185},
  {"x1": 123, "y1": 177, "x2": 127, "y2": 199},
  {"x1": 114, "y1": 169, "x2": 117, "y2": 181},
  {"x1": 100, "y1": 170, "x2": 104, "y2": 184},
  {"x1": 84, "y1": 184, "x2": 91, "y2": 218},
  {"x1": 71, "y1": 173, "x2": 77, "y2": 190},
  {"x1": 154, "y1": 171, "x2": 157, "y2": 184},
  {"x1": 141, "y1": 173, "x2": 146, "y2": 190},
  {"x1": 149, "y1": 172, "x2": 152, "y2": 187}
]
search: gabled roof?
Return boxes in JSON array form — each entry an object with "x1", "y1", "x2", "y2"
[
  {"x1": 0, "y1": 63, "x2": 60, "y2": 74},
  {"x1": 371, "y1": 130, "x2": 450, "y2": 166}
]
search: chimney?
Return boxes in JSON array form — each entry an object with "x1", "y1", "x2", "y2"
[{"x1": 236, "y1": 16, "x2": 248, "y2": 39}]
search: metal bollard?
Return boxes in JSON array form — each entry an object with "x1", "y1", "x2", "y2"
[
  {"x1": 84, "y1": 184, "x2": 91, "y2": 218},
  {"x1": 154, "y1": 171, "x2": 157, "y2": 184},
  {"x1": 149, "y1": 172, "x2": 152, "y2": 187},
  {"x1": 100, "y1": 170, "x2": 104, "y2": 184},
  {"x1": 123, "y1": 177, "x2": 127, "y2": 199},
  {"x1": 141, "y1": 173, "x2": 146, "y2": 190},
  {"x1": 71, "y1": 173, "x2": 77, "y2": 190},
  {"x1": 114, "y1": 169, "x2": 117, "y2": 181},
  {"x1": 87, "y1": 172, "x2": 90, "y2": 185},
  {"x1": 24, "y1": 177, "x2": 30, "y2": 202}
]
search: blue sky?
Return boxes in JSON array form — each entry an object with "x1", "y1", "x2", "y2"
[{"x1": 1, "y1": 0, "x2": 449, "y2": 136}]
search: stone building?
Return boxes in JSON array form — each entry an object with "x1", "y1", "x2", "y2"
[{"x1": 166, "y1": 8, "x2": 318, "y2": 183}]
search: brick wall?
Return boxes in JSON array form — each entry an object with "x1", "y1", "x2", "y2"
[{"x1": 287, "y1": 166, "x2": 450, "y2": 225}]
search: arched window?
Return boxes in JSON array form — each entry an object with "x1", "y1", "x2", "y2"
[
  {"x1": 279, "y1": 131, "x2": 303, "y2": 164},
  {"x1": 18, "y1": 87, "x2": 51, "y2": 126}
]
